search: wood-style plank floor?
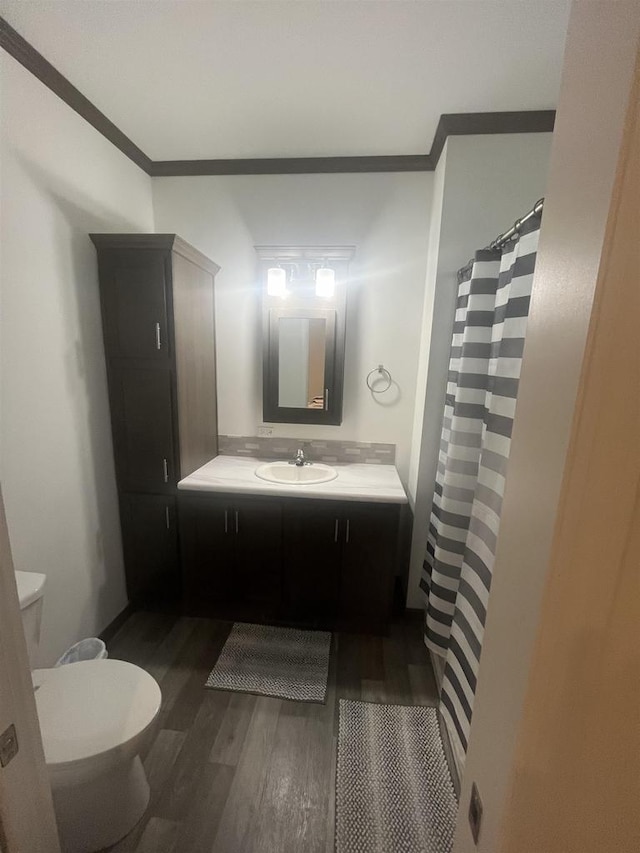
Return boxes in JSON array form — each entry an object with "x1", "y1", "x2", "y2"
[{"x1": 104, "y1": 612, "x2": 437, "y2": 853}]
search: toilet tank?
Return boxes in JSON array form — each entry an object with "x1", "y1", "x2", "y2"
[{"x1": 15, "y1": 571, "x2": 46, "y2": 668}]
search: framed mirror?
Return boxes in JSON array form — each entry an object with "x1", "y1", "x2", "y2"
[{"x1": 258, "y1": 246, "x2": 353, "y2": 425}]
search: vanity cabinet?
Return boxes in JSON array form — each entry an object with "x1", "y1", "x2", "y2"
[
  {"x1": 282, "y1": 500, "x2": 399, "y2": 632},
  {"x1": 91, "y1": 234, "x2": 220, "y2": 606},
  {"x1": 179, "y1": 492, "x2": 401, "y2": 633},
  {"x1": 179, "y1": 494, "x2": 283, "y2": 621},
  {"x1": 336, "y1": 503, "x2": 399, "y2": 633},
  {"x1": 282, "y1": 501, "x2": 342, "y2": 626},
  {"x1": 120, "y1": 494, "x2": 179, "y2": 605},
  {"x1": 112, "y1": 367, "x2": 176, "y2": 494}
]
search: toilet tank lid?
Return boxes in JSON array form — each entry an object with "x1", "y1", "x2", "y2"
[{"x1": 15, "y1": 571, "x2": 46, "y2": 609}]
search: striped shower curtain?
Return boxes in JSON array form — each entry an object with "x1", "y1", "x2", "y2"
[{"x1": 420, "y1": 211, "x2": 541, "y2": 768}]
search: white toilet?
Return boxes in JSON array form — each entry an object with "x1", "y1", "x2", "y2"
[{"x1": 16, "y1": 571, "x2": 161, "y2": 853}]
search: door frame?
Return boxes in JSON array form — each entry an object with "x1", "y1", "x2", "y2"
[{"x1": 0, "y1": 488, "x2": 60, "y2": 852}]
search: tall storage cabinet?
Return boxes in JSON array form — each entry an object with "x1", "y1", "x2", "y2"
[{"x1": 90, "y1": 234, "x2": 220, "y2": 606}]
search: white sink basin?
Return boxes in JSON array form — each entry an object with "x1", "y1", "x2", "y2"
[{"x1": 255, "y1": 461, "x2": 337, "y2": 485}]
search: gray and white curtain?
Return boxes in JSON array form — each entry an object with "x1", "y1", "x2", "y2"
[{"x1": 420, "y1": 211, "x2": 541, "y2": 769}]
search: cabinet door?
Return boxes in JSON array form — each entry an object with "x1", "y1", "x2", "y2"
[
  {"x1": 101, "y1": 251, "x2": 170, "y2": 360},
  {"x1": 338, "y1": 504, "x2": 399, "y2": 634},
  {"x1": 114, "y1": 367, "x2": 176, "y2": 492},
  {"x1": 179, "y1": 495, "x2": 235, "y2": 615},
  {"x1": 233, "y1": 497, "x2": 283, "y2": 618},
  {"x1": 282, "y1": 500, "x2": 342, "y2": 627},
  {"x1": 120, "y1": 494, "x2": 178, "y2": 606}
]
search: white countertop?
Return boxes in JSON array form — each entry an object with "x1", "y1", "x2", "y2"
[{"x1": 178, "y1": 455, "x2": 408, "y2": 504}]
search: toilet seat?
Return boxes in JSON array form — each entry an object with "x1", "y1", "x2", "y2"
[{"x1": 34, "y1": 659, "x2": 161, "y2": 774}]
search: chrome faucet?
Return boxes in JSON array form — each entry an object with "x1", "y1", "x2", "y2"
[{"x1": 290, "y1": 448, "x2": 310, "y2": 467}]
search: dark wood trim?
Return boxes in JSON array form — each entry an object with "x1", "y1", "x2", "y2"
[
  {"x1": 150, "y1": 155, "x2": 432, "y2": 176},
  {"x1": 404, "y1": 607, "x2": 424, "y2": 622},
  {"x1": 428, "y1": 110, "x2": 556, "y2": 167},
  {"x1": 89, "y1": 233, "x2": 179, "y2": 252},
  {"x1": 0, "y1": 16, "x2": 153, "y2": 174},
  {"x1": 1, "y1": 15, "x2": 556, "y2": 176},
  {"x1": 89, "y1": 233, "x2": 220, "y2": 275},
  {"x1": 99, "y1": 602, "x2": 135, "y2": 644},
  {"x1": 255, "y1": 245, "x2": 356, "y2": 261}
]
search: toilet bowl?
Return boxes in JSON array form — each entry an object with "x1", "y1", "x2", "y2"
[
  {"x1": 33, "y1": 660, "x2": 161, "y2": 852},
  {"x1": 15, "y1": 571, "x2": 162, "y2": 852}
]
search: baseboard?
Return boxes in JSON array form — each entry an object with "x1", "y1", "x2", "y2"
[
  {"x1": 404, "y1": 606, "x2": 424, "y2": 622},
  {"x1": 99, "y1": 603, "x2": 134, "y2": 644}
]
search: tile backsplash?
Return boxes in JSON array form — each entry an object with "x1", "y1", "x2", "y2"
[{"x1": 218, "y1": 435, "x2": 396, "y2": 465}]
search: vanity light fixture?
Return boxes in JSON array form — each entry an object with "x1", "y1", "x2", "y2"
[
  {"x1": 315, "y1": 265, "x2": 335, "y2": 298},
  {"x1": 267, "y1": 266, "x2": 287, "y2": 297}
]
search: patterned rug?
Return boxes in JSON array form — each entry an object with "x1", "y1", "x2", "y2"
[
  {"x1": 336, "y1": 700, "x2": 458, "y2": 853},
  {"x1": 205, "y1": 622, "x2": 331, "y2": 703}
]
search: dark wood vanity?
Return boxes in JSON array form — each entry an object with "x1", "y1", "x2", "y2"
[
  {"x1": 92, "y1": 234, "x2": 406, "y2": 632},
  {"x1": 91, "y1": 234, "x2": 220, "y2": 605},
  {"x1": 178, "y1": 492, "x2": 402, "y2": 634}
]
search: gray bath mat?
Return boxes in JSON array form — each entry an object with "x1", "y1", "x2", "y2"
[
  {"x1": 205, "y1": 622, "x2": 331, "y2": 703},
  {"x1": 336, "y1": 700, "x2": 458, "y2": 853}
]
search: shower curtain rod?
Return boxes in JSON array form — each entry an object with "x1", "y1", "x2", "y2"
[{"x1": 457, "y1": 197, "x2": 544, "y2": 280}]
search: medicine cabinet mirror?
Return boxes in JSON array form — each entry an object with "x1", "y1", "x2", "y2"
[{"x1": 258, "y1": 246, "x2": 354, "y2": 425}]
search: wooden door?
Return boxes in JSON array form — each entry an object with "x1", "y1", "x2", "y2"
[
  {"x1": 338, "y1": 504, "x2": 399, "y2": 633},
  {"x1": 233, "y1": 497, "x2": 283, "y2": 619},
  {"x1": 179, "y1": 495, "x2": 235, "y2": 616},
  {"x1": 114, "y1": 367, "x2": 176, "y2": 492},
  {"x1": 100, "y1": 251, "x2": 170, "y2": 360},
  {"x1": 500, "y1": 45, "x2": 640, "y2": 853},
  {"x1": 282, "y1": 499, "x2": 342, "y2": 627},
  {"x1": 0, "y1": 491, "x2": 61, "y2": 852},
  {"x1": 120, "y1": 494, "x2": 178, "y2": 606}
]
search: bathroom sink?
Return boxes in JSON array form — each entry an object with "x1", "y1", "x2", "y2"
[{"x1": 255, "y1": 461, "x2": 337, "y2": 485}]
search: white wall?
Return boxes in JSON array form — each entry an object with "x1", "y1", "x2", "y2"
[
  {"x1": 152, "y1": 172, "x2": 433, "y2": 484},
  {"x1": 453, "y1": 4, "x2": 640, "y2": 851},
  {"x1": 405, "y1": 132, "x2": 553, "y2": 607},
  {"x1": 0, "y1": 55, "x2": 155, "y2": 665}
]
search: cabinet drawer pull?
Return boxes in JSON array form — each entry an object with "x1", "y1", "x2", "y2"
[
  {"x1": 334, "y1": 519, "x2": 339, "y2": 543},
  {"x1": 345, "y1": 519, "x2": 350, "y2": 544},
  {"x1": 155, "y1": 322, "x2": 162, "y2": 350},
  {"x1": 224, "y1": 509, "x2": 228, "y2": 534},
  {"x1": 165, "y1": 506, "x2": 170, "y2": 530},
  {"x1": 324, "y1": 388, "x2": 329, "y2": 411},
  {"x1": 235, "y1": 510, "x2": 239, "y2": 534},
  {"x1": 162, "y1": 458, "x2": 169, "y2": 483}
]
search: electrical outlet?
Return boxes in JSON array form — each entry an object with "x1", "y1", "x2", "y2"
[
  {"x1": 469, "y1": 782, "x2": 483, "y2": 844},
  {"x1": 257, "y1": 426, "x2": 273, "y2": 437}
]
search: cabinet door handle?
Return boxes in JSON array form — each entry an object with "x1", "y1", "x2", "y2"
[
  {"x1": 224, "y1": 509, "x2": 228, "y2": 534},
  {"x1": 324, "y1": 388, "x2": 329, "y2": 411},
  {"x1": 235, "y1": 510, "x2": 239, "y2": 534},
  {"x1": 165, "y1": 506, "x2": 170, "y2": 530},
  {"x1": 162, "y1": 458, "x2": 169, "y2": 483},
  {"x1": 334, "y1": 519, "x2": 339, "y2": 543},
  {"x1": 345, "y1": 519, "x2": 350, "y2": 544},
  {"x1": 155, "y1": 322, "x2": 162, "y2": 350}
]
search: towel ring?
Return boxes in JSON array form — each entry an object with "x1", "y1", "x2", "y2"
[{"x1": 366, "y1": 364, "x2": 393, "y2": 394}]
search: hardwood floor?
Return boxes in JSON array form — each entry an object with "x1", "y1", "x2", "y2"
[{"x1": 105, "y1": 612, "x2": 437, "y2": 853}]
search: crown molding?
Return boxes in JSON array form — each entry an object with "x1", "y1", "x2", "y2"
[
  {"x1": 0, "y1": 16, "x2": 153, "y2": 174},
  {"x1": 150, "y1": 155, "x2": 432, "y2": 176},
  {"x1": 1, "y1": 15, "x2": 555, "y2": 177},
  {"x1": 428, "y1": 110, "x2": 556, "y2": 166}
]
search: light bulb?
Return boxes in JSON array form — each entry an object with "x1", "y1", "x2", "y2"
[
  {"x1": 267, "y1": 267, "x2": 287, "y2": 297},
  {"x1": 315, "y1": 266, "x2": 335, "y2": 298}
]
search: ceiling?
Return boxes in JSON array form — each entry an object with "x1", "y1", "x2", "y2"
[{"x1": 0, "y1": 1, "x2": 571, "y2": 161}]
